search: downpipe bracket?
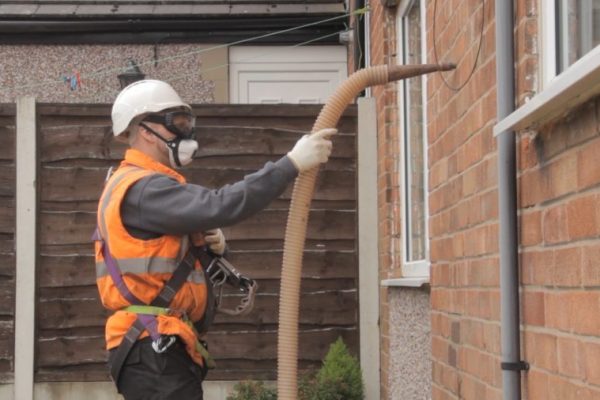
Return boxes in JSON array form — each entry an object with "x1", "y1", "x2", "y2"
[{"x1": 500, "y1": 361, "x2": 530, "y2": 372}]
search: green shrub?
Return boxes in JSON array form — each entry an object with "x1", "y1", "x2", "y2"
[
  {"x1": 226, "y1": 380, "x2": 277, "y2": 400},
  {"x1": 228, "y1": 338, "x2": 363, "y2": 400},
  {"x1": 298, "y1": 368, "x2": 318, "y2": 400},
  {"x1": 312, "y1": 337, "x2": 364, "y2": 400}
]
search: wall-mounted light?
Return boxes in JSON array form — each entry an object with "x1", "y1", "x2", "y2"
[{"x1": 117, "y1": 60, "x2": 145, "y2": 89}]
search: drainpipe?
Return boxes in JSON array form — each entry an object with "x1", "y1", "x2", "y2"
[{"x1": 495, "y1": 1, "x2": 529, "y2": 400}]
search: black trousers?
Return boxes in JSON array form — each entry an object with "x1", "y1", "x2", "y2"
[{"x1": 109, "y1": 337, "x2": 207, "y2": 400}]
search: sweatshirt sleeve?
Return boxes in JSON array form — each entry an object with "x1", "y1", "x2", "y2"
[{"x1": 121, "y1": 156, "x2": 298, "y2": 236}]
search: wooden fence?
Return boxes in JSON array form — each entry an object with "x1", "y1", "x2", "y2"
[{"x1": 2, "y1": 103, "x2": 358, "y2": 382}]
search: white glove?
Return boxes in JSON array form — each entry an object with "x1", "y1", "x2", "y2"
[
  {"x1": 287, "y1": 128, "x2": 337, "y2": 172},
  {"x1": 203, "y1": 228, "x2": 226, "y2": 255}
]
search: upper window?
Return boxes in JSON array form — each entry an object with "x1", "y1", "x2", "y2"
[
  {"x1": 545, "y1": 0, "x2": 600, "y2": 81},
  {"x1": 397, "y1": 0, "x2": 429, "y2": 278}
]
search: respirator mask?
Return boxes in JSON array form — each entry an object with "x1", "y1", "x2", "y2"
[{"x1": 140, "y1": 111, "x2": 198, "y2": 168}]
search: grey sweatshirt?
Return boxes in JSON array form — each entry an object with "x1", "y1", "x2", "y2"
[{"x1": 121, "y1": 156, "x2": 298, "y2": 239}]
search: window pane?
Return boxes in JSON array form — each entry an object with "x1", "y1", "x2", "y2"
[
  {"x1": 557, "y1": 0, "x2": 600, "y2": 72},
  {"x1": 403, "y1": 0, "x2": 426, "y2": 262}
]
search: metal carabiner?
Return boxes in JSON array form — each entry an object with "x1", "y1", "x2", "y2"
[{"x1": 152, "y1": 335, "x2": 177, "y2": 354}]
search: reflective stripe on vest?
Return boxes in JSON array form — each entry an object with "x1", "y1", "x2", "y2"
[{"x1": 96, "y1": 258, "x2": 205, "y2": 284}]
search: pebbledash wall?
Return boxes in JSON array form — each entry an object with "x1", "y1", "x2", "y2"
[
  {"x1": 0, "y1": 44, "x2": 226, "y2": 103},
  {"x1": 368, "y1": 0, "x2": 600, "y2": 399}
]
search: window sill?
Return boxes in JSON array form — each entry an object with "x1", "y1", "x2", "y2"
[
  {"x1": 493, "y1": 44, "x2": 600, "y2": 136},
  {"x1": 380, "y1": 277, "x2": 430, "y2": 287}
]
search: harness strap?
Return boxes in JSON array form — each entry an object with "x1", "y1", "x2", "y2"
[
  {"x1": 191, "y1": 246, "x2": 218, "y2": 335},
  {"x1": 152, "y1": 251, "x2": 196, "y2": 308},
  {"x1": 109, "y1": 318, "x2": 146, "y2": 383},
  {"x1": 93, "y1": 228, "x2": 145, "y2": 306},
  {"x1": 122, "y1": 305, "x2": 216, "y2": 369}
]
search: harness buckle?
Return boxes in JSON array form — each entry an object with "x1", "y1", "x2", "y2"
[{"x1": 151, "y1": 335, "x2": 176, "y2": 353}]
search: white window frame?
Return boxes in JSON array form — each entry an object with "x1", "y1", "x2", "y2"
[
  {"x1": 394, "y1": 0, "x2": 430, "y2": 282},
  {"x1": 551, "y1": 0, "x2": 598, "y2": 77},
  {"x1": 495, "y1": 0, "x2": 600, "y2": 135},
  {"x1": 541, "y1": 0, "x2": 558, "y2": 86}
]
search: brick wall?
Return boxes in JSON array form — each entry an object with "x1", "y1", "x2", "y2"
[
  {"x1": 371, "y1": 0, "x2": 500, "y2": 397},
  {"x1": 517, "y1": 0, "x2": 600, "y2": 393},
  {"x1": 370, "y1": 0, "x2": 600, "y2": 398},
  {"x1": 426, "y1": 0, "x2": 500, "y2": 398},
  {"x1": 368, "y1": 0, "x2": 499, "y2": 397}
]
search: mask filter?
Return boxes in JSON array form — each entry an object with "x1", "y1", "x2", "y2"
[{"x1": 166, "y1": 138, "x2": 198, "y2": 168}]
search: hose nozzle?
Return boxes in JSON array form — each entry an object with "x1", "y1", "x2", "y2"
[{"x1": 387, "y1": 63, "x2": 456, "y2": 82}]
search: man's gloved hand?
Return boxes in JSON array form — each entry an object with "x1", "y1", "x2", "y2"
[
  {"x1": 287, "y1": 128, "x2": 337, "y2": 172},
  {"x1": 203, "y1": 228, "x2": 226, "y2": 255}
]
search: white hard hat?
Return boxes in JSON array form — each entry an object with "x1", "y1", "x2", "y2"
[{"x1": 111, "y1": 79, "x2": 191, "y2": 137}]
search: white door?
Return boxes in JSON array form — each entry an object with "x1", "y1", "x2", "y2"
[{"x1": 229, "y1": 46, "x2": 348, "y2": 104}]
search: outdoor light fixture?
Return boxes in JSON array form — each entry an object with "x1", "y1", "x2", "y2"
[{"x1": 117, "y1": 60, "x2": 145, "y2": 89}]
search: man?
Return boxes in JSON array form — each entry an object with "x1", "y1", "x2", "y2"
[{"x1": 94, "y1": 79, "x2": 336, "y2": 400}]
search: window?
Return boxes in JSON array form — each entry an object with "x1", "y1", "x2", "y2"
[
  {"x1": 397, "y1": 0, "x2": 429, "y2": 278},
  {"x1": 494, "y1": 0, "x2": 600, "y2": 135},
  {"x1": 545, "y1": 0, "x2": 600, "y2": 81}
]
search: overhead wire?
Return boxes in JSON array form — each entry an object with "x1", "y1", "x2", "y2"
[
  {"x1": 67, "y1": 29, "x2": 346, "y2": 103},
  {"x1": 3, "y1": 7, "x2": 369, "y2": 94}
]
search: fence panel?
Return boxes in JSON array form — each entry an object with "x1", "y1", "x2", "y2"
[{"x1": 36, "y1": 104, "x2": 358, "y2": 381}]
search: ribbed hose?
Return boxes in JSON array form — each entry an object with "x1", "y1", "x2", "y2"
[{"x1": 276, "y1": 63, "x2": 455, "y2": 399}]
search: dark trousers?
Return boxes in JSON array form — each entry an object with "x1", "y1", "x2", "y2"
[{"x1": 109, "y1": 337, "x2": 207, "y2": 400}]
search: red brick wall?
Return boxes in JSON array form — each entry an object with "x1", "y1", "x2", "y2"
[
  {"x1": 519, "y1": 104, "x2": 600, "y2": 398},
  {"x1": 370, "y1": 0, "x2": 600, "y2": 398},
  {"x1": 426, "y1": 0, "x2": 500, "y2": 398},
  {"x1": 371, "y1": 0, "x2": 500, "y2": 397},
  {"x1": 517, "y1": 4, "x2": 600, "y2": 393},
  {"x1": 513, "y1": 0, "x2": 600, "y2": 397}
]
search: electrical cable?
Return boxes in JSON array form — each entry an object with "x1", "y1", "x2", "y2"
[
  {"x1": 432, "y1": 0, "x2": 485, "y2": 91},
  {"x1": 3, "y1": 7, "x2": 369, "y2": 94},
  {"x1": 69, "y1": 30, "x2": 345, "y2": 102}
]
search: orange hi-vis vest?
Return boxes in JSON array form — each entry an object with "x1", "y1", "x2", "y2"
[{"x1": 95, "y1": 149, "x2": 208, "y2": 366}]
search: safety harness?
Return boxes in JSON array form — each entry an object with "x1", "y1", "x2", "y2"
[
  {"x1": 93, "y1": 228, "x2": 215, "y2": 383},
  {"x1": 94, "y1": 168, "x2": 258, "y2": 385}
]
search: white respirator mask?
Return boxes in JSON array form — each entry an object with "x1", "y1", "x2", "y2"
[
  {"x1": 166, "y1": 137, "x2": 198, "y2": 168},
  {"x1": 140, "y1": 110, "x2": 198, "y2": 168}
]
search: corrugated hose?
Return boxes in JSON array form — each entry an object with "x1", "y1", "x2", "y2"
[{"x1": 277, "y1": 63, "x2": 455, "y2": 399}]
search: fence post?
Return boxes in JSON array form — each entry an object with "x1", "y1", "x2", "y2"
[
  {"x1": 357, "y1": 97, "x2": 380, "y2": 400},
  {"x1": 15, "y1": 97, "x2": 37, "y2": 400}
]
